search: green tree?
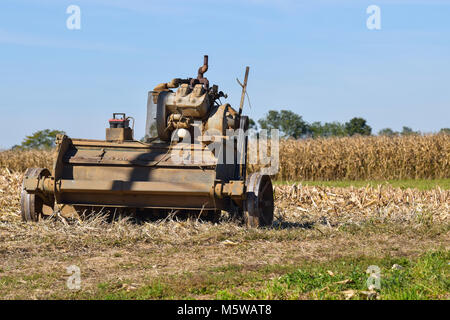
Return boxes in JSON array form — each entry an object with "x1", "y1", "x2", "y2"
[
  {"x1": 322, "y1": 122, "x2": 347, "y2": 137},
  {"x1": 378, "y1": 128, "x2": 398, "y2": 136},
  {"x1": 258, "y1": 110, "x2": 309, "y2": 139},
  {"x1": 309, "y1": 121, "x2": 347, "y2": 138},
  {"x1": 308, "y1": 121, "x2": 323, "y2": 138},
  {"x1": 400, "y1": 126, "x2": 419, "y2": 136},
  {"x1": 258, "y1": 110, "x2": 280, "y2": 133},
  {"x1": 439, "y1": 128, "x2": 450, "y2": 134},
  {"x1": 344, "y1": 117, "x2": 372, "y2": 136},
  {"x1": 19, "y1": 129, "x2": 66, "y2": 150}
]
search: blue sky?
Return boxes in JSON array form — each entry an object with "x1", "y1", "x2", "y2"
[{"x1": 0, "y1": 0, "x2": 449, "y2": 148}]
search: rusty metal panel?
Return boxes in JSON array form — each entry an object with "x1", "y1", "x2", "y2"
[
  {"x1": 59, "y1": 180, "x2": 211, "y2": 196},
  {"x1": 105, "y1": 127, "x2": 133, "y2": 141},
  {"x1": 59, "y1": 193, "x2": 215, "y2": 210},
  {"x1": 52, "y1": 138, "x2": 218, "y2": 209}
]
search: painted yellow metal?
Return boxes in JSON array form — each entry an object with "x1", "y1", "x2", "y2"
[{"x1": 20, "y1": 56, "x2": 274, "y2": 227}]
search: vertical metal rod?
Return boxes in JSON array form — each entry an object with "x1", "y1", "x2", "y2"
[
  {"x1": 238, "y1": 66, "x2": 250, "y2": 116},
  {"x1": 198, "y1": 55, "x2": 208, "y2": 79}
]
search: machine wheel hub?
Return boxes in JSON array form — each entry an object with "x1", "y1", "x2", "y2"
[
  {"x1": 21, "y1": 168, "x2": 54, "y2": 222},
  {"x1": 244, "y1": 172, "x2": 274, "y2": 227}
]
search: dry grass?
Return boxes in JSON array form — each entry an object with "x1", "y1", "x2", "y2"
[
  {"x1": 274, "y1": 183, "x2": 449, "y2": 227},
  {"x1": 250, "y1": 134, "x2": 450, "y2": 181},
  {"x1": 0, "y1": 168, "x2": 22, "y2": 221},
  {"x1": 0, "y1": 178, "x2": 448, "y2": 299},
  {"x1": 2, "y1": 167, "x2": 448, "y2": 225},
  {"x1": 1, "y1": 215, "x2": 447, "y2": 299}
]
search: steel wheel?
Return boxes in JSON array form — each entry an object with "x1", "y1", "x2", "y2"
[
  {"x1": 20, "y1": 168, "x2": 53, "y2": 222},
  {"x1": 244, "y1": 173, "x2": 274, "y2": 228},
  {"x1": 21, "y1": 189, "x2": 44, "y2": 222}
]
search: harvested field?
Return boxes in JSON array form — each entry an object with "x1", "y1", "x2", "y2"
[
  {"x1": 2, "y1": 168, "x2": 448, "y2": 224},
  {"x1": 0, "y1": 168, "x2": 449, "y2": 299},
  {"x1": 0, "y1": 141, "x2": 449, "y2": 300}
]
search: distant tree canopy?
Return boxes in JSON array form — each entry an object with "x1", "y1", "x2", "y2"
[
  {"x1": 309, "y1": 121, "x2": 347, "y2": 138},
  {"x1": 378, "y1": 128, "x2": 397, "y2": 136},
  {"x1": 14, "y1": 129, "x2": 66, "y2": 150},
  {"x1": 258, "y1": 110, "x2": 309, "y2": 139},
  {"x1": 400, "y1": 126, "x2": 420, "y2": 136},
  {"x1": 256, "y1": 110, "x2": 372, "y2": 139},
  {"x1": 344, "y1": 117, "x2": 372, "y2": 136},
  {"x1": 378, "y1": 126, "x2": 421, "y2": 137},
  {"x1": 254, "y1": 109, "x2": 445, "y2": 139}
]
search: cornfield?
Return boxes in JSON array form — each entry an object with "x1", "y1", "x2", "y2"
[
  {"x1": 250, "y1": 134, "x2": 450, "y2": 181},
  {"x1": 0, "y1": 149, "x2": 53, "y2": 173},
  {"x1": 0, "y1": 134, "x2": 449, "y2": 181}
]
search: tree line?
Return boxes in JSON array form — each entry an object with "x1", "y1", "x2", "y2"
[
  {"x1": 250, "y1": 109, "x2": 450, "y2": 139},
  {"x1": 11, "y1": 129, "x2": 66, "y2": 150}
]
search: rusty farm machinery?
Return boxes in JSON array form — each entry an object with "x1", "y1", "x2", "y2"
[{"x1": 20, "y1": 56, "x2": 274, "y2": 227}]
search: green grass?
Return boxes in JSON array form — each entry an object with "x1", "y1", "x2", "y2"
[
  {"x1": 237, "y1": 251, "x2": 449, "y2": 300},
  {"x1": 274, "y1": 179, "x2": 450, "y2": 190},
  {"x1": 62, "y1": 250, "x2": 449, "y2": 300}
]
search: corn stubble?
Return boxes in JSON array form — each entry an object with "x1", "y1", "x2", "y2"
[
  {"x1": 1, "y1": 168, "x2": 448, "y2": 226},
  {"x1": 274, "y1": 183, "x2": 449, "y2": 226}
]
